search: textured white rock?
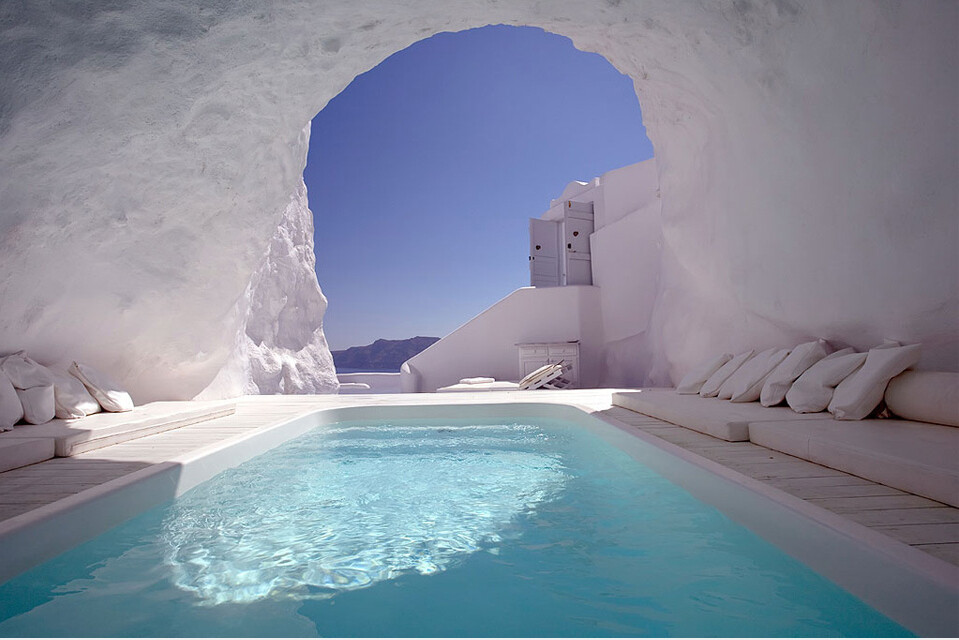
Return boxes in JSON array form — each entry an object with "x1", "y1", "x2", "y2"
[
  {"x1": 0, "y1": 1, "x2": 955, "y2": 400},
  {"x1": 197, "y1": 127, "x2": 338, "y2": 398}
]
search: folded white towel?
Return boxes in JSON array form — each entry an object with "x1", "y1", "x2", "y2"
[{"x1": 459, "y1": 377, "x2": 496, "y2": 385}]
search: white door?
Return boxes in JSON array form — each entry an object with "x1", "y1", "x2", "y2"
[
  {"x1": 529, "y1": 218, "x2": 560, "y2": 287},
  {"x1": 564, "y1": 217, "x2": 593, "y2": 255},
  {"x1": 565, "y1": 256, "x2": 593, "y2": 286},
  {"x1": 562, "y1": 212, "x2": 593, "y2": 285}
]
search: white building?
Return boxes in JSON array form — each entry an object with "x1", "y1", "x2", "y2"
[{"x1": 402, "y1": 159, "x2": 663, "y2": 392}]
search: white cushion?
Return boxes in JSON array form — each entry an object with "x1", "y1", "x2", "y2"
[
  {"x1": 69, "y1": 362, "x2": 134, "y2": 413},
  {"x1": 718, "y1": 349, "x2": 778, "y2": 400},
  {"x1": 748, "y1": 417, "x2": 959, "y2": 508},
  {"x1": 0, "y1": 352, "x2": 54, "y2": 389},
  {"x1": 829, "y1": 344, "x2": 922, "y2": 421},
  {"x1": 438, "y1": 381, "x2": 521, "y2": 392},
  {"x1": 16, "y1": 385, "x2": 56, "y2": 424},
  {"x1": 786, "y1": 348, "x2": 863, "y2": 413},
  {"x1": 50, "y1": 368, "x2": 101, "y2": 419},
  {"x1": 613, "y1": 389, "x2": 826, "y2": 442},
  {"x1": 700, "y1": 351, "x2": 754, "y2": 397},
  {"x1": 458, "y1": 377, "x2": 496, "y2": 385},
  {"x1": 729, "y1": 348, "x2": 791, "y2": 403},
  {"x1": 760, "y1": 339, "x2": 830, "y2": 407},
  {"x1": 884, "y1": 371, "x2": 959, "y2": 427},
  {"x1": 0, "y1": 371, "x2": 23, "y2": 430},
  {"x1": 676, "y1": 353, "x2": 732, "y2": 394}
]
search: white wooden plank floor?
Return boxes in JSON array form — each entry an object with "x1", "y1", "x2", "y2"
[
  {"x1": 0, "y1": 397, "x2": 311, "y2": 521},
  {"x1": 0, "y1": 393, "x2": 956, "y2": 569},
  {"x1": 600, "y1": 405, "x2": 959, "y2": 566}
]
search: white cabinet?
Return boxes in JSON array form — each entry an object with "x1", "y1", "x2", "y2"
[{"x1": 517, "y1": 341, "x2": 580, "y2": 386}]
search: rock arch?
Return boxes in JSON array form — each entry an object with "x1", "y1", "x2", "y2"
[{"x1": 0, "y1": 1, "x2": 955, "y2": 400}]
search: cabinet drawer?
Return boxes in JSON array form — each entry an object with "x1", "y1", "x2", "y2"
[{"x1": 519, "y1": 346, "x2": 549, "y2": 357}]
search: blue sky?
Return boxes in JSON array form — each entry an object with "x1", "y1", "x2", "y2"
[{"x1": 306, "y1": 25, "x2": 653, "y2": 351}]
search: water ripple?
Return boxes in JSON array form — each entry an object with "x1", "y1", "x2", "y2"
[{"x1": 161, "y1": 422, "x2": 568, "y2": 605}]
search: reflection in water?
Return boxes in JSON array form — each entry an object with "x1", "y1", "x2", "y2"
[{"x1": 160, "y1": 423, "x2": 568, "y2": 605}]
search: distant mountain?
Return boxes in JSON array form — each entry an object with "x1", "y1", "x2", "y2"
[{"x1": 332, "y1": 336, "x2": 440, "y2": 372}]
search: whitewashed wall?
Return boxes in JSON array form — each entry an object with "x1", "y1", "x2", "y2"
[
  {"x1": 403, "y1": 286, "x2": 603, "y2": 392},
  {"x1": 593, "y1": 161, "x2": 660, "y2": 230},
  {"x1": 590, "y1": 201, "x2": 662, "y2": 343},
  {"x1": 336, "y1": 373, "x2": 402, "y2": 394}
]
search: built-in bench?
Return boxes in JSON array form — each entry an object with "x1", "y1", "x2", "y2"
[
  {"x1": 611, "y1": 389, "x2": 825, "y2": 441},
  {"x1": 612, "y1": 389, "x2": 959, "y2": 508},
  {"x1": 0, "y1": 438, "x2": 55, "y2": 474},
  {"x1": 748, "y1": 418, "x2": 958, "y2": 508},
  {"x1": 0, "y1": 400, "x2": 236, "y2": 472}
]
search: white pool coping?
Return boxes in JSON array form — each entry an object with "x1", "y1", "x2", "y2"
[{"x1": 0, "y1": 399, "x2": 956, "y2": 636}]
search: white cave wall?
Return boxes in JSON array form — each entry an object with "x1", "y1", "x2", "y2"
[
  {"x1": 196, "y1": 124, "x2": 338, "y2": 399},
  {"x1": 0, "y1": 1, "x2": 955, "y2": 401}
]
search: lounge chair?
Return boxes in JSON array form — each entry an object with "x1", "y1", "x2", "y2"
[{"x1": 518, "y1": 361, "x2": 572, "y2": 390}]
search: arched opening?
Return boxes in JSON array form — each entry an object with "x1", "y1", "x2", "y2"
[
  {"x1": 304, "y1": 25, "x2": 654, "y2": 376},
  {"x1": 0, "y1": 5, "x2": 954, "y2": 402}
]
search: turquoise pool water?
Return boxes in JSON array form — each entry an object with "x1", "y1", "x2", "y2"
[{"x1": 0, "y1": 418, "x2": 909, "y2": 636}]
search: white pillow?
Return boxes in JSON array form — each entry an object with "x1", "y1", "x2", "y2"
[
  {"x1": 718, "y1": 349, "x2": 778, "y2": 400},
  {"x1": 885, "y1": 371, "x2": 959, "y2": 427},
  {"x1": 786, "y1": 348, "x2": 862, "y2": 413},
  {"x1": 676, "y1": 353, "x2": 733, "y2": 394},
  {"x1": 459, "y1": 377, "x2": 496, "y2": 385},
  {"x1": 729, "y1": 348, "x2": 791, "y2": 403},
  {"x1": 69, "y1": 362, "x2": 134, "y2": 413},
  {"x1": 828, "y1": 344, "x2": 922, "y2": 420},
  {"x1": 0, "y1": 352, "x2": 54, "y2": 389},
  {"x1": 50, "y1": 368, "x2": 101, "y2": 419},
  {"x1": 718, "y1": 350, "x2": 766, "y2": 400},
  {"x1": 16, "y1": 385, "x2": 56, "y2": 424},
  {"x1": 0, "y1": 370, "x2": 23, "y2": 430},
  {"x1": 700, "y1": 351, "x2": 754, "y2": 398},
  {"x1": 760, "y1": 339, "x2": 830, "y2": 407}
]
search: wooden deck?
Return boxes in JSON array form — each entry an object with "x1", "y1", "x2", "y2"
[
  {"x1": 0, "y1": 392, "x2": 956, "y2": 569},
  {"x1": 0, "y1": 399, "x2": 300, "y2": 522},
  {"x1": 599, "y1": 405, "x2": 959, "y2": 566}
]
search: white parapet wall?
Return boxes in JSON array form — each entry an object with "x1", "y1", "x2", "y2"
[
  {"x1": 401, "y1": 286, "x2": 603, "y2": 393},
  {"x1": 336, "y1": 373, "x2": 402, "y2": 394}
]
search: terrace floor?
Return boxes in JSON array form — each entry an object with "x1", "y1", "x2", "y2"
[{"x1": 1, "y1": 390, "x2": 957, "y2": 569}]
